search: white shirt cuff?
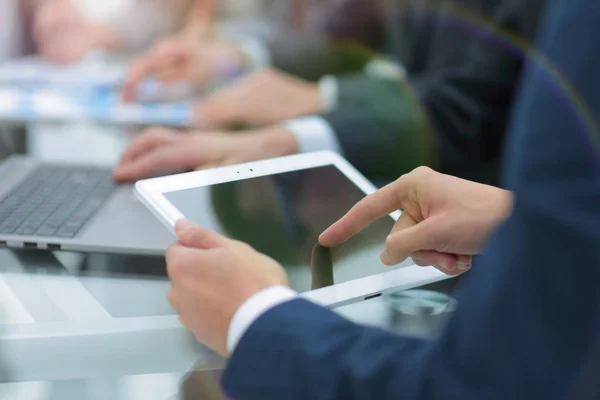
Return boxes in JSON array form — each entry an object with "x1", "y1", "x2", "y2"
[
  {"x1": 318, "y1": 75, "x2": 339, "y2": 113},
  {"x1": 285, "y1": 116, "x2": 343, "y2": 155},
  {"x1": 227, "y1": 285, "x2": 297, "y2": 353}
]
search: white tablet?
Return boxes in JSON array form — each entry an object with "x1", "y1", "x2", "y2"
[{"x1": 134, "y1": 151, "x2": 449, "y2": 308}]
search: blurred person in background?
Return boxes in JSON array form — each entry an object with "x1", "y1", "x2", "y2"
[
  {"x1": 119, "y1": 0, "x2": 297, "y2": 96},
  {"x1": 30, "y1": 0, "x2": 193, "y2": 64},
  {"x1": 115, "y1": 0, "x2": 546, "y2": 186},
  {"x1": 21, "y1": 0, "x2": 206, "y2": 166}
]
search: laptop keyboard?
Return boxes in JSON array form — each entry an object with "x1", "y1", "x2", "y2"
[{"x1": 0, "y1": 165, "x2": 116, "y2": 238}]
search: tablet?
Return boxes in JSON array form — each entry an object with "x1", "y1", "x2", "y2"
[{"x1": 134, "y1": 151, "x2": 448, "y2": 307}]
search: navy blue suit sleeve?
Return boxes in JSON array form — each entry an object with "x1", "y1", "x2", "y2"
[{"x1": 223, "y1": 0, "x2": 600, "y2": 398}]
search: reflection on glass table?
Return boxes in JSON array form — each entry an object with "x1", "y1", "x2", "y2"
[
  {"x1": 0, "y1": 246, "x2": 459, "y2": 399},
  {"x1": 0, "y1": 366, "x2": 234, "y2": 400},
  {"x1": 0, "y1": 249, "x2": 221, "y2": 385}
]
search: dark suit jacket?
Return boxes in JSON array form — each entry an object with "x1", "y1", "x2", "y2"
[
  {"x1": 222, "y1": 0, "x2": 600, "y2": 398},
  {"x1": 268, "y1": 0, "x2": 546, "y2": 184}
]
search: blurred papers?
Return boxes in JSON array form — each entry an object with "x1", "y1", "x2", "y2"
[
  {"x1": 0, "y1": 56, "x2": 125, "y2": 88},
  {"x1": 0, "y1": 85, "x2": 193, "y2": 126}
]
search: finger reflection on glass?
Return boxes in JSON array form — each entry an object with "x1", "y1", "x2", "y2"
[{"x1": 311, "y1": 244, "x2": 334, "y2": 290}]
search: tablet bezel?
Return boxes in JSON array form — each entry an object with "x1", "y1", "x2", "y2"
[{"x1": 134, "y1": 151, "x2": 450, "y2": 307}]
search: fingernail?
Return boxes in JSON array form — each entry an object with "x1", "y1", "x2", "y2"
[
  {"x1": 457, "y1": 262, "x2": 471, "y2": 271},
  {"x1": 113, "y1": 166, "x2": 127, "y2": 176},
  {"x1": 440, "y1": 260, "x2": 455, "y2": 273},
  {"x1": 381, "y1": 249, "x2": 392, "y2": 265},
  {"x1": 318, "y1": 232, "x2": 330, "y2": 247},
  {"x1": 318, "y1": 237, "x2": 327, "y2": 247},
  {"x1": 175, "y1": 219, "x2": 194, "y2": 232},
  {"x1": 112, "y1": 170, "x2": 125, "y2": 181}
]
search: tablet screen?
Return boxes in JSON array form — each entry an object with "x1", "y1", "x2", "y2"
[{"x1": 164, "y1": 165, "x2": 405, "y2": 293}]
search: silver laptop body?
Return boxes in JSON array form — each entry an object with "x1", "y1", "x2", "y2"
[{"x1": 0, "y1": 156, "x2": 175, "y2": 255}]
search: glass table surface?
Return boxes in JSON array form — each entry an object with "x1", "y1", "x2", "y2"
[
  {"x1": 0, "y1": 248, "x2": 226, "y2": 398},
  {"x1": 0, "y1": 237, "x2": 458, "y2": 400}
]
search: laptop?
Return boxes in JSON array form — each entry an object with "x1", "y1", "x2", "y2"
[{"x1": 0, "y1": 156, "x2": 175, "y2": 255}]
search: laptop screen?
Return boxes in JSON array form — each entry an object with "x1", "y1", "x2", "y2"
[{"x1": 164, "y1": 165, "x2": 403, "y2": 294}]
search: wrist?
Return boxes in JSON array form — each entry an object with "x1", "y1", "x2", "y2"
[
  {"x1": 92, "y1": 24, "x2": 123, "y2": 51},
  {"x1": 182, "y1": 0, "x2": 214, "y2": 40},
  {"x1": 181, "y1": 24, "x2": 210, "y2": 42},
  {"x1": 180, "y1": 24, "x2": 208, "y2": 44},
  {"x1": 494, "y1": 189, "x2": 514, "y2": 223},
  {"x1": 227, "y1": 285, "x2": 297, "y2": 354},
  {"x1": 478, "y1": 188, "x2": 514, "y2": 250},
  {"x1": 253, "y1": 126, "x2": 300, "y2": 158},
  {"x1": 300, "y1": 83, "x2": 323, "y2": 116}
]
